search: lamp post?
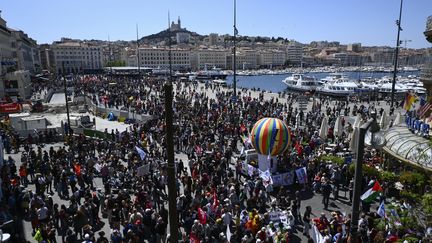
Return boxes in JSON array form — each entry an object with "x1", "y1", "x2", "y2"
[
  {"x1": 62, "y1": 62, "x2": 71, "y2": 137},
  {"x1": 164, "y1": 18, "x2": 179, "y2": 242},
  {"x1": 233, "y1": 0, "x2": 237, "y2": 101},
  {"x1": 349, "y1": 112, "x2": 385, "y2": 242}
]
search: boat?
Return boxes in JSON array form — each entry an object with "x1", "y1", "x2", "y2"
[
  {"x1": 196, "y1": 66, "x2": 227, "y2": 80},
  {"x1": 317, "y1": 74, "x2": 360, "y2": 97},
  {"x1": 376, "y1": 79, "x2": 408, "y2": 94},
  {"x1": 282, "y1": 74, "x2": 322, "y2": 92},
  {"x1": 212, "y1": 79, "x2": 227, "y2": 87}
]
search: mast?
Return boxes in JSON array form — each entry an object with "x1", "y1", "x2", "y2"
[
  {"x1": 136, "y1": 24, "x2": 140, "y2": 75},
  {"x1": 390, "y1": 0, "x2": 404, "y2": 109}
]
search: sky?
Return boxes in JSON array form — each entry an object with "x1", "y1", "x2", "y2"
[{"x1": 1, "y1": 0, "x2": 431, "y2": 48}]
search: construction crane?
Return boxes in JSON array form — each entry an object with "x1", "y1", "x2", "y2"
[{"x1": 399, "y1": 39, "x2": 412, "y2": 48}]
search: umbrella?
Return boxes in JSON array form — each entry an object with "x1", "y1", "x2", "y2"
[
  {"x1": 394, "y1": 112, "x2": 402, "y2": 126},
  {"x1": 319, "y1": 117, "x2": 328, "y2": 139},
  {"x1": 334, "y1": 116, "x2": 343, "y2": 138},
  {"x1": 349, "y1": 127, "x2": 359, "y2": 152},
  {"x1": 353, "y1": 114, "x2": 361, "y2": 128},
  {"x1": 379, "y1": 111, "x2": 388, "y2": 130}
]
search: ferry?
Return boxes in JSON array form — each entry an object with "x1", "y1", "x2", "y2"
[
  {"x1": 282, "y1": 74, "x2": 322, "y2": 92},
  {"x1": 317, "y1": 73, "x2": 362, "y2": 97},
  {"x1": 317, "y1": 74, "x2": 360, "y2": 97}
]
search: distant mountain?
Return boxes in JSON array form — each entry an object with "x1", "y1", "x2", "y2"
[{"x1": 139, "y1": 28, "x2": 202, "y2": 44}]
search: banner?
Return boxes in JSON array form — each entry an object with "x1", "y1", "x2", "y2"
[
  {"x1": 295, "y1": 167, "x2": 308, "y2": 184},
  {"x1": 271, "y1": 171, "x2": 295, "y2": 186},
  {"x1": 269, "y1": 211, "x2": 284, "y2": 222},
  {"x1": 0, "y1": 103, "x2": 21, "y2": 113},
  {"x1": 312, "y1": 225, "x2": 325, "y2": 243},
  {"x1": 258, "y1": 169, "x2": 273, "y2": 188}
]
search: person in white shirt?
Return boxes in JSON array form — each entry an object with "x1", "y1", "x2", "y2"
[{"x1": 37, "y1": 204, "x2": 49, "y2": 223}]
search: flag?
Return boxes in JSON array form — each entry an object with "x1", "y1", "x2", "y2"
[
  {"x1": 190, "y1": 233, "x2": 200, "y2": 243},
  {"x1": 360, "y1": 181, "x2": 383, "y2": 203},
  {"x1": 198, "y1": 207, "x2": 207, "y2": 224},
  {"x1": 377, "y1": 201, "x2": 386, "y2": 218},
  {"x1": 212, "y1": 191, "x2": 219, "y2": 210},
  {"x1": 135, "y1": 146, "x2": 146, "y2": 160},
  {"x1": 226, "y1": 225, "x2": 232, "y2": 241},
  {"x1": 74, "y1": 164, "x2": 81, "y2": 176},
  {"x1": 240, "y1": 123, "x2": 247, "y2": 133},
  {"x1": 403, "y1": 92, "x2": 417, "y2": 111},
  {"x1": 418, "y1": 102, "x2": 432, "y2": 119}
]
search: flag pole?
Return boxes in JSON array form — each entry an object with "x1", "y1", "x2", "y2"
[{"x1": 390, "y1": 0, "x2": 404, "y2": 110}]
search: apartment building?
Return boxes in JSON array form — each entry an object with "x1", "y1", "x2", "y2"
[
  {"x1": 190, "y1": 48, "x2": 228, "y2": 70},
  {"x1": 51, "y1": 39, "x2": 104, "y2": 73},
  {"x1": 138, "y1": 47, "x2": 190, "y2": 70}
]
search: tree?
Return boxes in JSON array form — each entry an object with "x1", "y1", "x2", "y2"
[{"x1": 106, "y1": 60, "x2": 126, "y2": 67}]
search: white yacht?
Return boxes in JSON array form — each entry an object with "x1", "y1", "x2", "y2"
[
  {"x1": 282, "y1": 74, "x2": 322, "y2": 92},
  {"x1": 317, "y1": 74, "x2": 360, "y2": 97},
  {"x1": 376, "y1": 79, "x2": 408, "y2": 94},
  {"x1": 320, "y1": 73, "x2": 346, "y2": 83}
]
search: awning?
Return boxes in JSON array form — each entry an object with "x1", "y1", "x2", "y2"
[{"x1": 383, "y1": 125, "x2": 432, "y2": 171}]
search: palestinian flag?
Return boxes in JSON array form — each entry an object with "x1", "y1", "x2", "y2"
[{"x1": 360, "y1": 181, "x2": 383, "y2": 203}]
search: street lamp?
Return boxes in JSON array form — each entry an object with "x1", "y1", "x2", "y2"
[{"x1": 349, "y1": 112, "x2": 386, "y2": 242}]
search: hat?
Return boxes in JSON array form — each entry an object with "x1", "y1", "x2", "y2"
[{"x1": 85, "y1": 234, "x2": 90, "y2": 240}]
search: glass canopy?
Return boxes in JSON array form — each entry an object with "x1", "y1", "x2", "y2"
[{"x1": 384, "y1": 125, "x2": 432, "y2": 170}]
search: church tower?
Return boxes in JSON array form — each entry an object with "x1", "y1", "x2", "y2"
[{"x1": 177, "y1": 16, "x2": 181, "y2": 29}]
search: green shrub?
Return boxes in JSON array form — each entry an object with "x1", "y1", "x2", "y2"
[
  {"x1": 400, "y1": 191, "x2": 421, "y2": 204},
  {"x1": 399, "y1": 171, "x2": 427, "y2": 193},
  {"x1": 349, "y1": 163, "x2": 380, "y2": 178},
  {"x1": 319, "y1": 155, "x2": 345, "y2": 166},
  {"x1": 422, "y1": 193, "x2": 432, "y2": 216},
  {"x1": 397, "y1": 237, "x2": 420, "y2": 243},
  {"x1": 373, "y1": 219, "x2": 386, "y2": 231},
  {"x1": 380, "y1": 171, "x2": 399, "y2": 183}
]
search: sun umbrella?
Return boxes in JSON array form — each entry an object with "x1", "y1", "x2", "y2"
[
  {"x1": 334, "y1": 116, "x2": 343, "y2": 138},
  {"x1": 379, "y1": 111, "x2": 388, "y2": 130},
  {"x1": 353, "y1": 114, "x2": 361, "y2": 128},
  {"x1": 349, "y1": 127, "x2": 359, "y2": 152},
  {"x1": 394, "y1": 112, "x2": 402, "y2": 126},
  {"x1": 319, "y1": 117, "x2": 328, "y2": 139}
]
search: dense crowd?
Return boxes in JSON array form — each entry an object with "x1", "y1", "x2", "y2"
[{"x1": 0, "y1": 74, "x2": 428, "y2": 243}]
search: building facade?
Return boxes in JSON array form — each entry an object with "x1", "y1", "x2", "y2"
[
  {"x1": 286, "y1": 43, "x2": 303, "y2": 66},
  {"x1": 11, "y1": 30, "x2": 41, "y2": 73},
  {"x1": 176, "y1": 32, "x2": 190, "y2": 44},
  {"x1": 51, "y1": 39, "x2": 104, "y2": 74},
  {"x1": 138, "y1": 47, "x2": 190, "y2": 70},
  {"x1": 190, "y1": 48, "x2": 227, "y2": 70},
  {"x1": 421, "y1": 16, "x2": 432, "y2": 104}
]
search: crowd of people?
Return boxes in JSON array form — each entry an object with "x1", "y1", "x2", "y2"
[{"x1": 0, "y1": 73, "x2": 428, "y2": 243}]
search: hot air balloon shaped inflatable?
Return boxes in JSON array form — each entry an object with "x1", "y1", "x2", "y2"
[{"x1": 250, "y1": 117, "x2": 291, "y2": 156}]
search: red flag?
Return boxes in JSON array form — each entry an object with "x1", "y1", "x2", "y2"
[
  {"x1": 212, "y1": 191, "x2": 219, "y2": 210},
  {"x1": 190, "y1": 233, "x2": 200, "y2": 243},
  {"x1": 240, "y1": 123, "x2": 247, "y2": 133},
  {"x1": 74, "y1": 164, "x2": 81, "y2": 176},
  {"x1": 198, "y1": 207, "x2": 207, "y2": 224}
]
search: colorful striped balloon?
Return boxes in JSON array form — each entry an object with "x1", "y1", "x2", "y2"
[{"x1": 250, "y1": 117, "x2": 291, "y2": 156}]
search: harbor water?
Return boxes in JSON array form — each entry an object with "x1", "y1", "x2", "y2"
[{"x1": 225, "y1": 71, "x2": 420, "y2": 93}]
